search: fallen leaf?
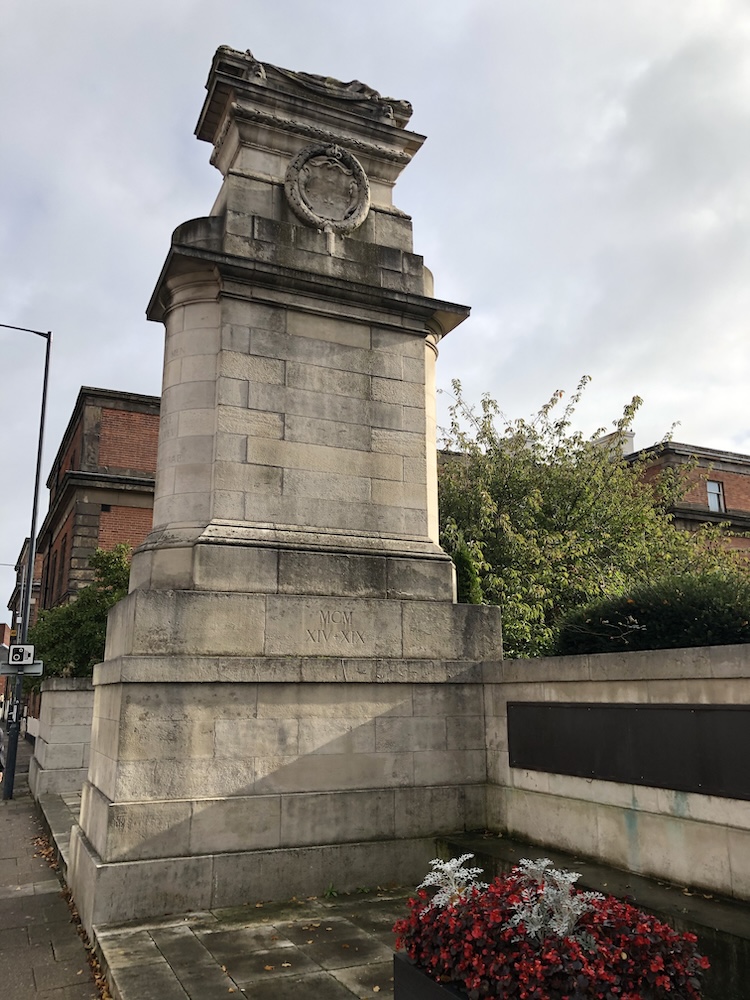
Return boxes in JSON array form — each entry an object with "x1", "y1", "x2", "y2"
[
  {"x1": 373, "y1": 987, "x2": 381, "y2": 993},
  {"x1": 221, "y1": 966, "x2": 227, "y2": 972},
  {"x1": 255, "y1": 903, "x2": 264, "y2": 908},
  {"x1": 264, "y1": 965, "x2": 274, "y2": 972},
  {"x1": 281, "y1": 963, "x2": 292, "y2": 968},
  {"x1": 341, "y1": 944, "x2": 350, "y2": 949},
  {"x1": 306, "y1": 940, "x2": 313, "y2": 945}
]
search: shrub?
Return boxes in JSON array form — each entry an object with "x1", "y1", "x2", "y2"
[
  {"x1": 554, "y1": 571, "x2": 750, "y2": 655},
  {"x1": 29, "y1": 544, "x2": 131, "y2": 676},
  {"x1": 451, "y1": 537, "x2": 485, "y2": 605},
  {"x1": 394, "y1": 857, "x2": 709, "y2": 999}
]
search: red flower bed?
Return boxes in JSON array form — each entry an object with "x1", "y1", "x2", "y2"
[{"x1": 394, "y1": 865, "x2": 709, "y2": 999}]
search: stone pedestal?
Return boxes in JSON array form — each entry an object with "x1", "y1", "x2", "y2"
[
  {"x1": 29, "y1": 678, "x2": 94, "y2": 798},
  {"x1": 69, "y1": 46, "x2": 501, "y2": 933}
]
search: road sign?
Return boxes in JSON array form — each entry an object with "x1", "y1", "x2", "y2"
[
  {"x1": 0, "y1": 660, "x2": 43, "y2": 677},
  {"x1": 9, "y1": 644, "x2": 34, "y2": 665}
]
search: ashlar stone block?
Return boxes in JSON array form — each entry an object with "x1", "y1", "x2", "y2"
[
  {"x1": 263, "y1": 596, "x2": 403, "y2": 658},
  {"x1": 189, "y1": 795, "x2": 282, "y2": 854},
  {"x1": 280, "y1": 789, "x2": 395, "y2": 847},
  {"x1": 284, "y1": 412, "x2": 370, "y2": 452},
  {"x1": 286, "y1": 310, "x2": 370, "y2": 349}
]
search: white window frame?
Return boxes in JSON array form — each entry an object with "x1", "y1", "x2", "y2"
[{"x1": 707, "y1": 480, "x2": 725, "y2": 513}]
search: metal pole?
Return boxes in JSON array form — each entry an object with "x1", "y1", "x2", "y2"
[
  {"x1": 1, "y1": 325, "x2": 52, "y2": 800},
  {"x1": 20, "y1": 331, "x2": 51, "y2": 645}
]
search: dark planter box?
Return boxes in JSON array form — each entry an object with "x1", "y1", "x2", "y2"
[{"x1": 393, "y1": 952, "x2": 469, "y2": 1000}]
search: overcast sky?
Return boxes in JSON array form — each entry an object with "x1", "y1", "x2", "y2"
[{"x1": 2, "y1": 1, "x2": 750, "y2": 617}]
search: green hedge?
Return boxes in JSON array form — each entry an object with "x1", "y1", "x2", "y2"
[{"x1": 553, "y1": 572, "x2": 750, "y2": 655}]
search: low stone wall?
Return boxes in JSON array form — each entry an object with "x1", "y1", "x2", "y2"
[
  {"x1": 64, "y1": 637, "x2": 750, "y2": 927},
  {"x1": 29, "y1": 678, "x2": 94, "y2": 798},
  {"x1": 484, "y1": 644, "x2": 750, "y2": 901}
]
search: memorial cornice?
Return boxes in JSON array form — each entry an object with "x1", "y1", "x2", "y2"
[{"x1": 147, "y1": 239, "x2": 469, "y2": 341}]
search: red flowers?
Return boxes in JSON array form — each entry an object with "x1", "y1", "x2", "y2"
[{"x1": 394, "y1": 865, "x2": 708, "y2": 999}]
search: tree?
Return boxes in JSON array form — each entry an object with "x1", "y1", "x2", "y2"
[
  {"x1": 29, "y1": 544, "x2": 131, "y2": 677},
  {"x1": 438, "y1": 378, "x2": 747, "y2": 658}
]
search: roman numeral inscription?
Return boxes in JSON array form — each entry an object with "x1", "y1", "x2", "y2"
[{"x1": 306, "y1": 609, "x2": 366, "y2": 645}]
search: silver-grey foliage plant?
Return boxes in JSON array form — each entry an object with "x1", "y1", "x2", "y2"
[
  {"x1": 509, "y1": 858, "x2": 603, "y2": 945},
  {"x1": 418, "y1": 854, "x2": 488, "y2": 912}
]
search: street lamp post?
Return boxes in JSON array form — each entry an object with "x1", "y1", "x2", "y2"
[{"x1": 1, "y1": 323, "x2": 52, "y2": 800}]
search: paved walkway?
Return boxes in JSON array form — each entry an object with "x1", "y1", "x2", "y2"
[
  {"x1": 95, "y1": 889, "x2": 409, "y2": 1000},
  {"x1": 7, "y1": 725, "x2": 747, "y2": 1000},
  {"x1": 30, "y1": 787, "x2": 410, "y2": 1000},
  {"x1": 0, "y1": 727, "x2": 99, "y2": 1000}
]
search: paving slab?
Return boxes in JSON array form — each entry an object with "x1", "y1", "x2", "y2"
[
  {"x1": 94, "y1": 889, "x2": 410, "y2": 1000},
  {"x1": 0, "y1": 725, "x2": 99, "y2": 1000}
]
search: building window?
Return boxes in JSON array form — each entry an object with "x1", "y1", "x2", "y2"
[
  {"x1": 57, "y1": 538, "x2": 67, "y2": 597},
  {"x1": 707, "y1": 480, "x2": 725, "y2": 513},
  {"x1": 48, "y1": 553, "x2": 57, "y2": 604}
]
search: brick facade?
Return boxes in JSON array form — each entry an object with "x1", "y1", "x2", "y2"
[
  {"x1": 6, "y1": 542, "x2": 44, "y2": 632},
  {"x1": 98, "y1": 505, "x2": 154, "y2": 551},
  {"x1": 35, "y1": 388, "x2": 160, "y2": 609},
  {"x1": 631, "y1": 441, "x2": 750, "y2": 551},
  {"x1": 99, "y1": 407, "x2": 159, "y2": 474}
]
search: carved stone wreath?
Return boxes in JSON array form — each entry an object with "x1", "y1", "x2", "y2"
[{"x1": 284, "y1": 143, "x2": 370, "y2": 234}]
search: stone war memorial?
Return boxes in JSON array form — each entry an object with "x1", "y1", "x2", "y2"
[{"x1": 68, "y1": 46, "x2": 502, "y2": 930}]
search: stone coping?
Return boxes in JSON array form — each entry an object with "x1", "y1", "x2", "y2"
[
  {"x1": 91, "y1": 643, "x2": 750, "y2": 685},
  {"x1": 40, "y1": 677, "x2": 94, "y2": 692},
  {"x1": 499, "y1": 643, "x2": 750, "y2": 682},
  {"x1": 94, "y1": 656, "x2": 487, "y2": 685}
]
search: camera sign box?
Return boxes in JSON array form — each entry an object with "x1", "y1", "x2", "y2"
[{"x1": 9, "y1": 644, "x2": 34, "y2": 665}]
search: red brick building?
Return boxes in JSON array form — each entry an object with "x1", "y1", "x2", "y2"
[
  {"x1": 6, "y1": 538, "x2": 44, "y2": 632},
  {"x1": 36, "y1": 387, "x2": 160, "y2": 608},
  {"x1": 629, "y1": 441, "x2": 750, "y2": 551}
]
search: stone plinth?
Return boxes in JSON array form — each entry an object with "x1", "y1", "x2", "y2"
[
  {"x1": 69, "y1": 47, "x2": 502, "y2": 934},
  {"x1": 29, "y1": 678, "x2": 94, "y2": 798}
]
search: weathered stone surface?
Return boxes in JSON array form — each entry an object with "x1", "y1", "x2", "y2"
[
  {"x1": 70, "y1": 46, "x2": 503, "y2": 933},
  {"x1": 29, "y1": 679, "x2": 94, "y2": 799}
]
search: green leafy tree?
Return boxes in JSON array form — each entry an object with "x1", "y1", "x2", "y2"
[
  {"x1": 438, "y1": 378, "x2": 747, "y2": 658},
  {"x1": 29, "y1": 544, "x2": 131, "y2": 677}
]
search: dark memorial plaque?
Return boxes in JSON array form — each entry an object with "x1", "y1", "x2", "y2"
[{"x1": 508, "y1": 702, "x2": 750, "y2": 800}]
